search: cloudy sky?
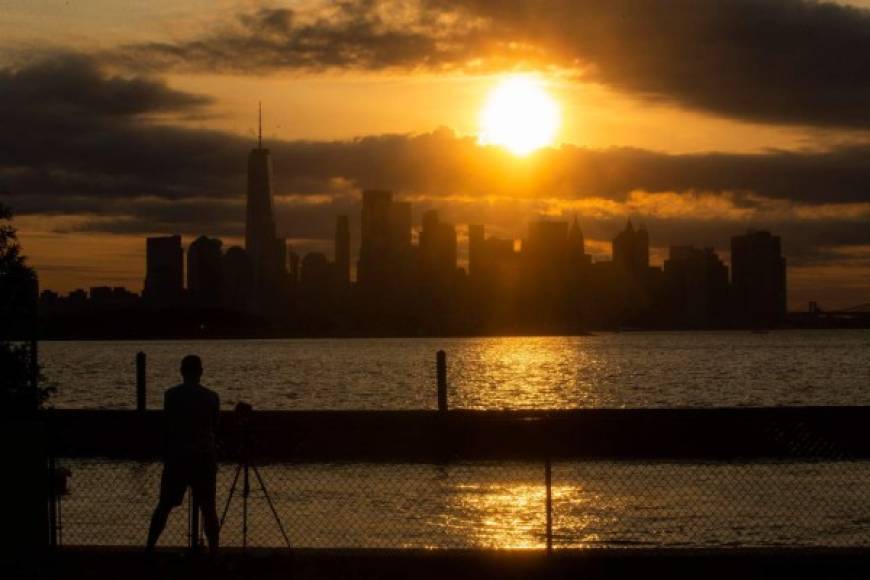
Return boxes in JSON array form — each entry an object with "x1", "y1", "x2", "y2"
[{"x1": 3, "y1": 0, "x2": 870, "y2": 308}]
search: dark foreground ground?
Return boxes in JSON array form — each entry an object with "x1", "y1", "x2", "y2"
[{"x1": 8, "y1": 547, "x2": 870, "y2": 580}]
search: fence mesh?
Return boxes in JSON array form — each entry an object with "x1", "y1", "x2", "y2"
[{"x1": 52, "y1": 458, "x2": 870, "y2": 549}]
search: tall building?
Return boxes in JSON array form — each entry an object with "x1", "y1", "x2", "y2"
[
  {"x1": 390, "y1": 202, "x2": 412, "y2": 250},
  {"x1": 300, "y1": 252, "x2": 331, "y2": 293},
  {"x1": 612, "y1": 220, "x2": 649, "y2": 278},
  {"x1": 358, "y1": 189, "x2": 391, "y2": 287},
  {"x1": 287, "y1": 246, "x2": 300, "y2": 285},
  {"x1": 419, "y1": 210, "x2": 457, "y2": 281},
  {"x1": 357, "y1": 190, "x2": 411, "y2": 289},
  {"x1": 245, "y1": 106, "x2": 287, "y2": 314},
  {"x1": 334, "y1": 215, "x2": 351, "y2": 286},
  {"x1": 468, "y1": 224, "x2": 486, "y2": 279},
  {"x1": 525, "y1": 221, "x2": 572, "y2": 282},
  {"x1": 221, "y1": 246, "x2": 253, "y2": 313},
  {"x1": 518, "y1": 221, "x2": 574, "y2": 329},
  {"x1": 144, "y1": 235, "x2": 183, "y2": 308},
  {"x1": 568, "y1": 216, "x2": 591, "y2": 266},
  {"x1": 731, "y1": 230, "x2": 787, "y2": 325},
  {"x1": 299, "y1": 252, "x2": 333, "y2": 323},
  {"x1": 664, "y1": 246, "x2": 729, "y2": 328},
  {"x1": 246, "y1": 109, "x2": 276, "y2": 266},
  {"x1": 273, "y1": 237, "x2": 288, "y2": 277},
  {"x1": 526, "y1": 221, "x2": 570, "y2": 264},
  {"x1": 187, "y1": 235, "x2": 223, "y2": 308}
]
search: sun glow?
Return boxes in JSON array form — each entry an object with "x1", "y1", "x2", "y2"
[{"x1": 479, "y1": 75, "x2": 561, "y2": 156}]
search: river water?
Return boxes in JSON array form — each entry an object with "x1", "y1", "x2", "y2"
[
  {"x1": 42, "y1": 330, "x2": 870, "y2": 410},
  {"x1": 44, "y1": 331, "x2": 870, "y2": 549}
]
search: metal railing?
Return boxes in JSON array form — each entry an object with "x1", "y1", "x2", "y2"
[
  {"x1": 50, "y1": 457, "x2": 870, "y2": 550},
  {"x1": 44, "y1": 403, "x2": 870, "y2": 551}
]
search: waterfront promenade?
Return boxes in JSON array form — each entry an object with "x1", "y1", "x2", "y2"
[
  {"x1": 2, "y1": 405, "x2": 867, "y2": 578},
  {"x1": 37, "y1": 546, "x2": 870, "y2": 580}
]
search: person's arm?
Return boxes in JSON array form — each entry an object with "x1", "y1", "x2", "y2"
[
  {"x1": 212, "y1": 392, "x2": 221, "y2": 458},
  {"x1": 162, "y1": 390, "x2": 172, "y2": 458}
]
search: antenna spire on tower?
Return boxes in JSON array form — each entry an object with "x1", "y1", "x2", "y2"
[{"x1": 258, "y1": 101, "x2": 262, "y2": 148}]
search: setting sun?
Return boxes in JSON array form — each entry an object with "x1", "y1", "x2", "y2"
[{"x1": 479, "y1": 76, "x2": 561, "y2": 156}]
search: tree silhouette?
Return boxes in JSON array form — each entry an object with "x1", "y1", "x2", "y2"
[{"x1": 0, "y1": 203, "x2": 51, "y2": 416}]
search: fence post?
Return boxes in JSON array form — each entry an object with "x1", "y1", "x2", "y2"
[
  {"x1": 436, "y1": 350, "x2": 448, "y2": 412},
  {"x1": 30, "y1": 339, "x2": 39, "y2": 391},
  {"x1": 30, "y1": 276, "x2": 39, "y2": 392},
  {"x1": 545, "y1": 457, "x2": 553, "y2": 554},
  {"x1": 136, "y1": 352, "x2": 146, "y2": 412},
  {"x1": 48, "y1": 454, "x2": 57, "y2": 550}
]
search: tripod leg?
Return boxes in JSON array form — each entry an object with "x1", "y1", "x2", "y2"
[
  {"x1": 219, "y1": 463, "x2": 242, "y2": 530},
  {"x1": 243, "y1": 463, "x2": 249, "y2": 552},
  {"x1": 251, "y1": 464, "x2": 292, "y2": 549}
]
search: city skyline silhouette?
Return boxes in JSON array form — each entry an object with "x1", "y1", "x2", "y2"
[
  {"x1": 30, "y1": 130, "x2": 802, "y2": 336},
  {"x1": 3, "y1": 1, "x2": 870, "y2": 311}
]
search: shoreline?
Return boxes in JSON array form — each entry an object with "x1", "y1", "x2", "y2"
[{"x1": 25, "y1": 326, "x2": 870, "y2": 342}]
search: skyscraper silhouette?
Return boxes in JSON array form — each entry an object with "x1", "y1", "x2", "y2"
[
  {"x1": 300, "y1": 252, "x2": 331, "y2": 293},
  {"x1": 731, "y1": 230, "x2": 787, "y2": 326},
  {"x1": 568, "y1": 216, "x2": 590, "y2": 266},
  {"x1": 221, "y1": 246, "x2": 253, "y2": 313},
  {"x1": 526, "y1": 221, "x2": 570, "y2": 267},
  {"x1": 187, "y1": 235, "x2": 223, "y2": 308},
  {"x1": 245, "y1": 105, "x2": 286, "y2": 314},
  {"x1": 664, "y1": 246, "x2": 729, "y2": 328},
  {"x1": 143, "y1": 235, "x2": 183, "y2": 309},
  {"x1": 613, "y1": 220, "x2": 649, "y2": 279},
  {"x1": 334, "y1": 215, "x2": 351, "y2": 287},
  {"x1": 468, "y1": 224, "x2": 486, "y2": 280},
  {"x1": 358, "y1": 190, "x2": 411, "y2": 289},
  {"x1": 358, "y1": 189, "x2": 392, "y2": 288},
  {"x1": 419, "y1": 210, "x2": 457, "y2": 282},
  {"x1": 287, "y1": 246, "x2": 300, "y2": 285},
  {"x1": 390, "y1": 202, "x2": 412, "y2": 250}
]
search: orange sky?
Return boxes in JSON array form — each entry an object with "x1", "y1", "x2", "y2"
[{"x1": 4, "y1": 0, "x2": 870, "y2": 309}]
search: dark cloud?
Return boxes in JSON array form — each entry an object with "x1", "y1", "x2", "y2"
[
  {"x1": 36, "y1": 195, "x2": 356, "y2": 243},
  {"x1": 0, "y1": 54, "x2": 237, "y2": 200},
  {"x1": 117, "y1": 2, "x2": 494, "y2": 74},
  {"x1": 446, "y1": 0, "x2": 870, "y2": 128},
  {"x1": 4, "y1": 53, "x2": 870, "y2": 264},
  {"x1": 118, "y1": 0, "x2": 870, "y2": 129},
  {"x1": 1, "y1": 52, "x2": 210, "y2": 119}
]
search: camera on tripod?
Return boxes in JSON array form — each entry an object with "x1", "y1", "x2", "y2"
[
  {"x1": 234, "y1": 400, "x2": 254, "y2": 419},
  {"x1": 219, "y1": 400, "x2": 291, "y2": 551},
  {"x1": 233, "y1": 401, "x2": 255, "y2": 454}
]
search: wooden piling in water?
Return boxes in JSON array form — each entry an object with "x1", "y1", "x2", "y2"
[
  {"x1": 136, "y1": 352, "x2": 146, "y2": 412},
  {"x1": 437, "y1": 350, "x2": 448, "y2": 412}
]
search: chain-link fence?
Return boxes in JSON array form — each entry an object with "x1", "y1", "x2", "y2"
[{"x1": 50, "y1": 457, "x2": 870, "y2": 549}]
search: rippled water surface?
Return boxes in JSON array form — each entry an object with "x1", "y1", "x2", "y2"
[
  {"x1": 42, "y1": 330, "x2": 870, "y2": 410},
  {"x1": 59, "y1": 459, "x2": 870, "y2": 548},
  {"x1": 46, "y1": 331, "x2": 870, "y2": 549}
]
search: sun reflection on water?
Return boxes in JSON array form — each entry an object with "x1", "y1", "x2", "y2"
[
  {"x1": 437, "y1": 478, "x2": 546, "y2": 548},
  {"x1": 465, "y1": 336, "x2": 606, "y2": 409}
]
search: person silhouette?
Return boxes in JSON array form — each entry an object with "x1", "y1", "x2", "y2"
[{"x1": 146, "y1": 355, "x2": 220, "y2": 557}]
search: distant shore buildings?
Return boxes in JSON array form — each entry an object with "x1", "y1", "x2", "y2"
[
  {"x1": 142, "y1": 234, "x2": 183, "y2": 308},
  {"x1": 39, "y1": 116, "x2": 794, "y2": 333},
  {"x1": 731, "y1": 231, "x2": 787, "y2": 327}
]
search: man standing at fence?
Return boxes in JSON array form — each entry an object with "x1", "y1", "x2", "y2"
[{"x1": 146, "y1": 355, "x2": 220, "y2": 558}]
